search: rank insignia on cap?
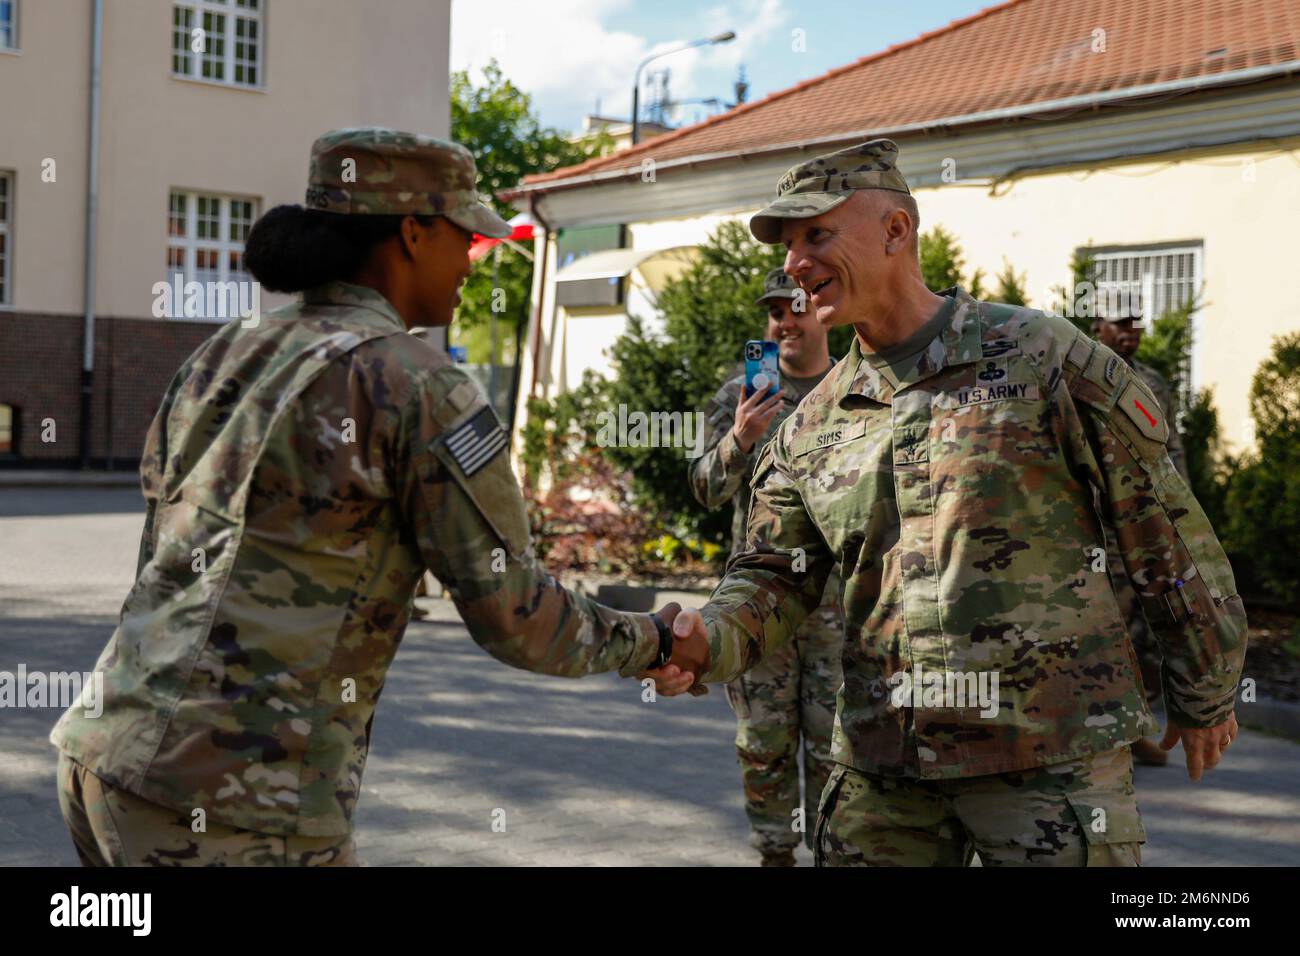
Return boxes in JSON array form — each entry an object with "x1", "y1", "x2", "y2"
[{"x1": 445, "y1": 406, "x2": 508, "y2": 477}]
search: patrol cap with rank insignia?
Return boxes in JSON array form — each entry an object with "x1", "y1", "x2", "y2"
[
  {"x1": 750, "y1": 138, "x2": 911, "y2": 244},
  {"x1": 754, "y1": 267, "x2": 801, "y2": 305}
]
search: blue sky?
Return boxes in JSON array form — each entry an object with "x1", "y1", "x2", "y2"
[{"x1": 451, "y1": 0, "x2": 999, "y2": 134}]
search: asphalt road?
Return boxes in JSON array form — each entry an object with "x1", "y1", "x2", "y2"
[{"x1": 2, "y1": 487, "x2": 1297, "y2": 866}]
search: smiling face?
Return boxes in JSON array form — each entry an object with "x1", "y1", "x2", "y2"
[
  {"x1": 409, "y1": 215, "x2": 474, "y2": 327},
  {"x1": 765, "y1": 296, "x2": 827, "y2": 366},
  {"x1": 779, "y1": 191, "x2": 915, "y2": 329}
]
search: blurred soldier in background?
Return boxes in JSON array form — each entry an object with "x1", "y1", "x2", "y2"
[{"x1": 689, "y1": 268, "x2": 844, "y2": 866}]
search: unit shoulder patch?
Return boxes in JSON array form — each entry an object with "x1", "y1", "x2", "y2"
[{"x1": 1117, "y1": 379, "x2": 1170, "y2": 444}]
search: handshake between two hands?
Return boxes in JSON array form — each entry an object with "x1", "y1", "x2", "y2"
[{"x1": 638, "y1": 603, "x2": 711, "y2": 697}]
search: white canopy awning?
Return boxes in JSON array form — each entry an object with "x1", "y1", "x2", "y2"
[
  {"x1": 553, "y1": 246, "x2": 698, "y2": 308},
  {"x1": 555, "y1": 246, "x2": 697, "y2": 288}
]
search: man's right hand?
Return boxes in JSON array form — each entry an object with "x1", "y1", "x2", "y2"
[
  {"x1": 638, "y1": 606, "x2": 711, "y2": 697},
  {"x1": 732, "y1": 386, "x2": 784, "y2": 454}
]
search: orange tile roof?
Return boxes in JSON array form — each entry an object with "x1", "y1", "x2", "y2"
[{"x1": 515, "y1": 0, "x2": 1300, "y2": 193}]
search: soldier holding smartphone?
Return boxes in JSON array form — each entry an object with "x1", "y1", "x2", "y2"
[{"x1": 688, "y1": 268, "x2": 845, "y2": 867}]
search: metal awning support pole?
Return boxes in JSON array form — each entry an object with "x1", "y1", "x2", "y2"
[{"x1": 79, "y1": 0, "x2": 104, "y2": 469}]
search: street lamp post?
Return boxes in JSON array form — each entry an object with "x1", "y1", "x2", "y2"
[{"x1": 631, "y1": 30, "x2": 735, "y2": 145}]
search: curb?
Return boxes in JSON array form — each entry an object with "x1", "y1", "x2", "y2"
[{"x1": 0, "y1": 471, "x2": 138, "y2": 488}]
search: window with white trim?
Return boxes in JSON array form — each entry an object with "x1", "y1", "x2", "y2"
[
  {"x1": 0, "y1": 171, "x2": 12, "y2": 306},
  {"x1": 0, "y1": 404, "x2": 15, "y2": 456},
  {"x1": 1092, "y1": 245, "x2": 1202, "y2": 323},
  {"x1": 172, "y1": 0, "x2": 263, "y2": 87},
  {"x1": 166, "y1": 191, "x2": 257, "y2": 310},
  {"x1": 0, "y1": 0, "x2": 18, "y2": 51},
  {"x1": 1091, "y1": 242, "x2": 1204, "y2": 394}
]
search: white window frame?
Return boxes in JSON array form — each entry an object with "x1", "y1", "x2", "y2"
[
  {"x1": 166, "y1": 189, "x2": 258, "y2": 321},
  {"x1": 0, "y1": 171, "x2": 12, "y2": 307},
  {"x1": 0, "y1": 0, "x2": 18, "y2": 53},
  {"x1": 171, "y1": 0, "x2": 265, "y2": 89},
  {"x1": 1090, "y1": 242, "x2": 1204, "y2": 394}
]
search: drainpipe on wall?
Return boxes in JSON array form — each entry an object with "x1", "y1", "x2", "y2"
[
  {"x1": 79, "y1": 0, "x2": 103, "y2": 470},
  {"x1": 526, "y1": 196, "x2": 552, "y2": 401}
]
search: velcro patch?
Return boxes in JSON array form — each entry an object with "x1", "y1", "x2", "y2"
[
  {"x1": 981, "y1": 338, "x2": 1021, "y2": 359},
  {"x1": 444, "y1": 406, "x2": 508, "y2": 477},
  {"x1": 446, "y1": 379, "x2": 479, "y2": 414},
  {"x1": 1064, "y1": 335, "x2": 1093, "y2": 371}
]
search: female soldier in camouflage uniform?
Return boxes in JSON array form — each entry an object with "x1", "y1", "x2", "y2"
[{"x1": 51, "y1": 128, "x2": 679, "y2": 866}]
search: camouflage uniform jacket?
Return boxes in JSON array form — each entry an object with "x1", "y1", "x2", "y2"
[
  {"x1": 698, "y1": 288, "x2": 1247, "y2": 780},
  {"x1": 50, "y1": 282, "x2": 661, "y2": 836},
  {"x1": 689, "y1": 367, "x2": 842, "y2": 603}
]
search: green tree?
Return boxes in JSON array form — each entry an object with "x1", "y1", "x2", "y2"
[
  {"x1": 1134, "y1": 296, "x2": 1198, "y2": 406},
  {"x1": 992, "y1": 260, "x2": 1029, "y2": 306},
  {"x1": 919, "y1": 226, "x2": 965, "y2": 291},
  {"x1": 449, "y1": 60, "x2": 609, "y2": 363},
  {"x1": 1180, "y1": 386, "x2": 1229, "y2": 531},
  {"x1": 919, "y1": 226, "x2": 987, "y2": 298},
  {"x1": 1051, "y1": 246, "x2": 1097, "y2": 335},
  {"x1": 599, "y1": 221, "x2": 785, "y2": 543},
  {"x1": 1223, "y1": 332, "x2": 1300, "y2": 601}
]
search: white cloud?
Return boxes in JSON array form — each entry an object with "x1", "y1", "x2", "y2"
[{"x1": 450, "y1": 0, "x2": 791, "y2": 132}]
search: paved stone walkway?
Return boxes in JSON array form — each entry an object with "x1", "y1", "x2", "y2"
[{"x1": 2, "y1": 487, "x2": 1297, "y2": 866}]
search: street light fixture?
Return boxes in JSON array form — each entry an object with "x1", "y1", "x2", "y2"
[{"x1": 631, "y1": 30, "x2": 736, "y2": 145}]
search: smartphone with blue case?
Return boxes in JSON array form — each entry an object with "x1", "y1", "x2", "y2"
[{"x1": 744, "y1": 340, "x2": 780, "y2": 400}]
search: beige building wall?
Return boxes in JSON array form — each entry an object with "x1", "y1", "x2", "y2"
[
  {"x1": 0, "y1": 0, "x2": 451, "y2": 319},
  {"x1": 0, "y1": 2, "x2": 93, "y2": 316}
]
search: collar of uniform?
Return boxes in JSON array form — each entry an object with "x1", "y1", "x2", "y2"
[
  {"x1": 302, "y1": 281, "x2": 408, "y2": 332},
  {"x1": 837, "y1": 288, "x2": 982, "y2": 405}
]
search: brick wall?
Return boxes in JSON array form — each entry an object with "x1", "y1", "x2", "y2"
[{"x1": 0, "y1": 312, "x2": 218, "y2": 466}]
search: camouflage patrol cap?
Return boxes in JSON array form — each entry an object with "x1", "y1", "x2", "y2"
[
  {"x1": 305, "y1": 127, "x2": 511, "y2": 238},
  {"x1": 749, "y1": 138, "x2": 910, "y2": 244},
  {"x1": 754, "y1": 267, "x2": 800, "y2": 305},
  {"x1": 1096, "y1": 286, "x2": 1144, "y2": 323}
]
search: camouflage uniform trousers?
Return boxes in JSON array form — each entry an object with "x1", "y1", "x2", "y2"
[
  {"x1": 724, "y1": 602, "x2": 843, "y2": 855},
  {"x1": 814, "y1": 746, "x2": 1145, "y2": 867},
  {"x1": 56, "y1": 753, "x2": 358, "y2": 867}
]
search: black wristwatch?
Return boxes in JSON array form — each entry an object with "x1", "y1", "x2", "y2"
[{"x1": 651, "y1": 613, "x2": 674, "y2": 668}]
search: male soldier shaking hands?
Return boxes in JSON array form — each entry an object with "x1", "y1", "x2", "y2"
[{"x1": 642, "y1": 139, "x2": 1246, "y2": 867}]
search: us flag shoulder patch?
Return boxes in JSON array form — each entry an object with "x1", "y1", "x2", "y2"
[{"x1": 444, "y1": 406, "x2": 508, "y2": 477}]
